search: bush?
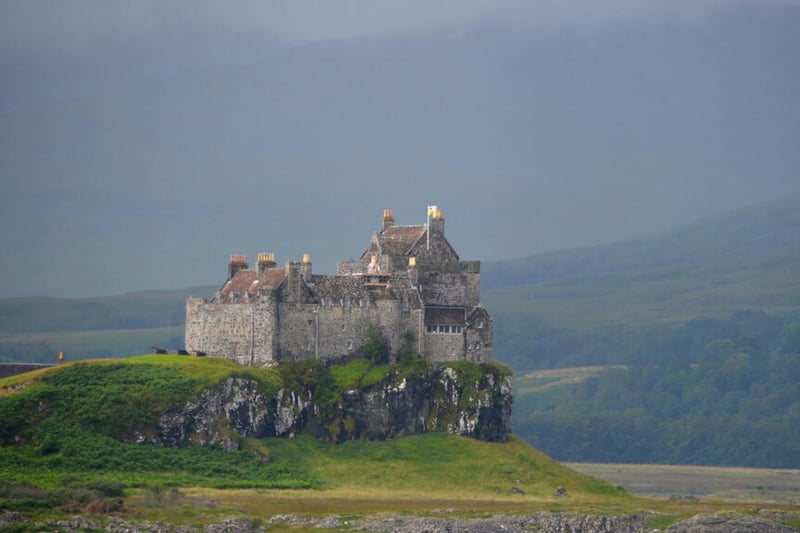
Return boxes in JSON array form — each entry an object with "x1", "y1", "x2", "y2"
[
  {"x1": 85, "y1": 497, "x2": 124, "y2": 514},
  {"x1": 141, "y1": 486, "x2": 184, "y2": 507},
  {"x1": 360, "y1": 324, "x2": 389, "y2": 365},
  {"x1": 86, "y1": 479, "x2": 126, "y2": 497}
]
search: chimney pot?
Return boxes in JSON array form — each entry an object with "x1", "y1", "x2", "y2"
[{"x1": 381, "y1": 208, "x2": 395, "y2": 230}]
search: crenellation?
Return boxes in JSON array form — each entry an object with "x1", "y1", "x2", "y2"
[{"x1": 185, "y1": 206, "x2": 493, "y2": 366}]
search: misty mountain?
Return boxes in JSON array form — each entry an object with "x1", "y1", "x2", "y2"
[
  {"x1": 1, "y1": 3, "x2": 798, "y2": 297},
  {"x1": 482, "y1": 192, "x2": 799, "y2": 372},
  {"x1": 483, "y1": 192, "x2": 800, "y2": 289}
]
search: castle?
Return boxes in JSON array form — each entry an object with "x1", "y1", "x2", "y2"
[{"x1": 185, "y1": 207, "x2": 493, "y2": 366}]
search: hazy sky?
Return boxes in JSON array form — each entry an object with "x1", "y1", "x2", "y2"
[
  {"x1": 4, "y1": 1, "x2": 799, "y2": 53},
  {"x1": 1, "y1": 1, "x2": 798, "y2": 297}
]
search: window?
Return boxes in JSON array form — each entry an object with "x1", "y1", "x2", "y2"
[{"x1": 426, "y1": 324, "x2": 463, "y2": 334}]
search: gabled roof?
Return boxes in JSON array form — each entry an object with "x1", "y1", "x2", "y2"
[
  {"x1": 217, "y1": 268, "x2": 285, "y2": 303},
  {"x1": 362, "y1": 225, "x2": 426, "y2": 258}
]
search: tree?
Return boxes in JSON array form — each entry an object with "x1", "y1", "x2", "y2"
[{"x1": 360, "y1": 324, "x2": 389, "y2": 365}]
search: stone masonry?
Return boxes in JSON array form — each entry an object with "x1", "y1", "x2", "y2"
[{"x1": 185, "y1": 207, "x2": 493, "y2": 366}]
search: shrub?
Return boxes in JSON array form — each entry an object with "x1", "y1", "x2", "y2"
[
  {"x1": 85, "y1": 479, "x2": 126, "y2": 497},
  {"x1": 360, "y1": 324, "x2": 389, "y2": 365},
  {"x1": 313, "y1": 371, "x2": 340, "y2": 419},
  {"x1": 141, "y1": 486, "x2": 184, "y2": 507},
  {"x1": 85, "y1": 497, "x2": 124, "y2": 514}
]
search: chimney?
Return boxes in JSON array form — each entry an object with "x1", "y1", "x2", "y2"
[
  {"x1": 408, "y1": 256, "x2": 418, "y2": 285},
  {"x1": 300, "y1": 253, "x2": 312, "y2": 282},
  {"x1": 368, "y1": 254, "x2": 380, "y2": 274},
  {"x1": 257, "y1": 252, "x2": 276, "y2": 274},
  {"x1": 381, "y1": 208, "x2": 395, "y2": 231},
  {"x1": 228, "y1": 254, "x2": 248, "y2": 280},
  {"x1": 428, "y1": 206, "x2": 444, "y2": 241}
]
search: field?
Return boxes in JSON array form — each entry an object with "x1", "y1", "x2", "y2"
[{"x1": 567, "y1": 463, "x2": 800, "y2": 504}]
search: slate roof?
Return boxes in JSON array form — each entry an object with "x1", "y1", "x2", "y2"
[
  {"x1": 310, "y1": 275, "x2": 371, "y2": 302},
  {"x1": 216, "y1": 268, "x2": 285, "y2": 303},
  {"x1": 363, "y1": 225, "x2": 426, "y2": 258},
  {"x1": 425, "y1": 306, "x2": 467, "y2": 325}
]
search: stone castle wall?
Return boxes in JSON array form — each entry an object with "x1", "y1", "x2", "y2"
[
  {"x1": 185, "y1": 298, "x2": 278, "y2": 365},
  {"x1": 186, "y1": 296, "x2": 425, "y2": 366}
]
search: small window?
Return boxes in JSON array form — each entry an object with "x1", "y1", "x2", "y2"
[{"x1": 346, "y1": 340, "x2": 354, "y2": 350}]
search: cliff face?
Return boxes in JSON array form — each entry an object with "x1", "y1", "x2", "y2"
[{"x1": 136, "y1": 363, "x2": 512, "y2": 449}]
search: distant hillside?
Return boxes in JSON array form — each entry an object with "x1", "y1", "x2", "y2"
[
  {"x1": 0, "y1": 287, "x2": 213, "y2": 333},
  {"x1": 483, "y1": 192, "x2": 800, "y2": 291},
  {"x1": 0, "y1": 287, "x2": 214, "y2": 362},
  {"x1": 478, "y1": 194, "x2": 800, "y2": 468}
]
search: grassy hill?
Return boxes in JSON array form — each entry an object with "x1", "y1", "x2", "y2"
[
  {"x1": 3, "y1": 355, "x2": 798, "y2": 532},
  {"x1": 0, "y1": 354, "x2": 626, "y2": 520}
]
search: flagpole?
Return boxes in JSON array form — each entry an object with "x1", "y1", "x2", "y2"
[{"x1": 426, "y1": 205, "x2": 433, "y2": 250}]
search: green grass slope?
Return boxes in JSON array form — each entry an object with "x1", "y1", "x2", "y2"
[{"x1": 0, "y1": 354, "x2": 625, "y2": 516}]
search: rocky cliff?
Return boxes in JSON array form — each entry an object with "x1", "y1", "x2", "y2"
[{"x1": 135, "y1": 362, "x2": 512, "y2": 449}]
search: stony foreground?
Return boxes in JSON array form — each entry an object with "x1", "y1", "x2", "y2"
[{"x1": 3, "y1": 510, "x2": 797, "y2": 532}]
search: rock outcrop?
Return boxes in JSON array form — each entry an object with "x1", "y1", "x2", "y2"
[
  {"x1": 665, "y1": 513, "x2": 798, "y2": 533},
  {"x1": 327, "y1": 364, "x2": 512, "y2": 442},
  {"x1": 134, "y1": 362, "x2": 512, "y2": 448},
  {"x1": 9, "y1": 511, "x2": 795, "y2": 532}
]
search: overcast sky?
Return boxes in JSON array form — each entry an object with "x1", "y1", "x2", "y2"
[
  {"x1": 1, "y1": 1, "x2": 799, "y2": 297},
  {"x1": 4, "y1": 0, "x2": 799, "y2": 53}
]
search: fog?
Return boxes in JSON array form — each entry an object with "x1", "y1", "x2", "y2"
[{"x1": 1, "y1": 1, "x2": 798, "y2": 296}]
